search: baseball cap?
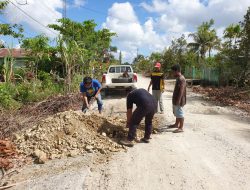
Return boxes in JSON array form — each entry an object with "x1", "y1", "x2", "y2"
[{"x1": 154, "y1": 62, "x2": 161, "y2": 68}]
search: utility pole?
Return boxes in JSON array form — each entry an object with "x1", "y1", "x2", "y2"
[
  {"x1": 63, "y1": 0, "x2": 66, "y2": 19},
  {"x1": 136, "y1": 48, "x2": 139, "y2": 58},
  {"x1": 119, "y1": 51, "x2": 122, "y2": 65}
]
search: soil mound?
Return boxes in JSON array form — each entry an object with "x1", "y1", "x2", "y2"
[{"x1": 13, "y1": 110, "x2": 150, "y2": 163}]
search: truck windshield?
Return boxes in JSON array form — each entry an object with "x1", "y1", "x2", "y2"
[{"x1": 109, "y1": 66, "x2": 132, "y2": 73}]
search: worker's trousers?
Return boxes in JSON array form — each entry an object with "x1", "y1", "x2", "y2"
[
  {"x1": 82, "y1": 94, "x2": 103, "y2": 112},
  {"x1": 128, "y1": 106, "x2": 156, "y2": 140},
  {"x1": 152, "y1": 90, "x2": 164, "y2": 112}
]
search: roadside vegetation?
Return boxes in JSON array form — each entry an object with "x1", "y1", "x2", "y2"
[
  {"x1": 0, "y1": 0, "x2": 249, "y2": 111},
  {"x1": 133, "y1": 8, "x2": 250, "y2": 89}
]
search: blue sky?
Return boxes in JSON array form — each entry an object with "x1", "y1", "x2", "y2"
[{"x1": 1, "y1": 0, "x2": 250, "y2": 62}]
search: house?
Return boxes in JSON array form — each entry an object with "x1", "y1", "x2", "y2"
[{"x1": 0, "y1": 48, "x2": 28, "y2": 67}]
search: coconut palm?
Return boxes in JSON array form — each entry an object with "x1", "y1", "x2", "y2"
[
  {"x1": 224, "y1": 24, "x2": 241, "y2": 48},
  {"x1": 188, "y1": 19, "x2": 219, "y2": 62}
]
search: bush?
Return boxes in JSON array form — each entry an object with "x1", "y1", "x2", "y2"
[
  {"x1": 38, "y1": 71, "x2": 64, "y2": 93},
  {"x1": 71, "y1": 74, "x2": 83, "y2": 92},
  {"x1": 0, "y1": 83, "x2": 20, "y2": 109}
]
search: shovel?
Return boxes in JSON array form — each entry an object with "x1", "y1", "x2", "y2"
[{"x1": 82, "y1": 97, "x2": 95, "y2": 113}]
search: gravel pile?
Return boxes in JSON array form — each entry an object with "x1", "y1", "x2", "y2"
[{"x1": 13, "y1": 110, "x2": 149, "y2": 163}]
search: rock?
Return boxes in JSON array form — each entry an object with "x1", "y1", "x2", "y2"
[
  {"x1": 99, "y1": 149, "x2": 106, "y2": 154},
  {"x1": 34, "y1": 149, "x2": 47, "y2": 164},
  {"x1": 64, "y1": 115, "x2": 71, "y2": 121},
  {"x1": 153, "y1": 130, "x2": 158, "y2": 134},
  {"x1": 13, "y1": 134, "x2": 21, "y2": 141},
  {"x1": 68, "y1": 150, "x2": 80, "y2": 157},
  {"x1": 85, "y1": 145, "x2": 93, "y2": 153},
  {"x1": 102, "y1": 132, "x2": 107, "y2": 137},
  {"x1": 50, "y1": 154, "x2": 58, "y2": 159}
]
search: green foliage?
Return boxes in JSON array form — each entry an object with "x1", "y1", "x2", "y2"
[
  {"x1": 49, "y1": 18, "x2": 116, "y2": 68},
  {"x1": 3, "y1": 54, "x2": 14, "y2": 83},
  {"x1": 0, "y1": 1, "x2": 8, "y2": 14},
  {"x1": 21, "y1": 35, "x2": 51, "y2": 72},
  {"x1": 48, "y1": 19, "x2": 116, "y2": 91},
  {"x1": 0, "y1": 23, "x2": 24, "y2": 39},
  {"x1": 15, "y1": 76, "x2": 64, "y2": 103},
  {"x1": 0, "y1": 1, "x2": 24, "y2": 39},
  {"x1": 188, "y1": 19, "x2": 220, "y2": 61},
  {"x1": 71, "y1": 74, "x2": 83, "y2": 92},
  {"x1": 0, "y1": 83, "x2": 20, "y2": 109}
]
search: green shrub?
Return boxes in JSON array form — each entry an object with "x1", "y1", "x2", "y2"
[
  {"x1": 38, "y1": 71, "x2": 64, "y2": 93},
  {"x1": 0, "y1": 83, "x2": 20, "y2": 109},
  {"x1": 72, "y1": 74, "x2": 83, "y2": 92}
]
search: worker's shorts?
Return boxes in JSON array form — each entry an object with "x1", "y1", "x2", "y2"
[{"x1": 173, "y1": 105, "x2": 184, "y2": 118}]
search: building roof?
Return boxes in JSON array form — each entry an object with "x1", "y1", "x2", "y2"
[{"x1": 0, "y1": 48, "x2": 27, "y2": 58}]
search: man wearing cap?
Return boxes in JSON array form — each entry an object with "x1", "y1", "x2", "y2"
[
  {"x1": 80, "y1": 76, "x2": 103, "y2": 114},
  {"x1": 148, "y1": 62, "x2": 165, "y2": 114}
]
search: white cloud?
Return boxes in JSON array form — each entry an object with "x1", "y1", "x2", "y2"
[
  {"x1": 156, "y1": 14, "x2": 185, "y2": 33},
  {"x1": 103, "y1": 2, "x2": 169, "y2": 63},
  {"x1": 4, "y1": 0, "x2": 62, "y2": 37},
  {"x1": 73, "y1": 0, "x2": 86, "y2": 7},
  {"x1": 140, "y1": 0, "x2": 169, "y2": 13},
  {"x1": 141, "y1": 0, "x2": 250, "y2": 29}
]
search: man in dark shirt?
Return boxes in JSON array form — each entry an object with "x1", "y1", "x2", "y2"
[
  {"x1": 169, "y1": 64, "x2": 186, "y2": 133},
  {"x1": 148, "y1": 62, "x2": 165, "y2": 113},
  {"x1": 120, "y1": 89, "x2": 157, "y2": 147}
]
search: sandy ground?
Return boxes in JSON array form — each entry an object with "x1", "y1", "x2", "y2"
[
  {"x1": 85, "y1": 76, "x2": 250, "y2": 190},
  {"x1": 6, "y1": 75, "x2": 250, "y2": 190}
]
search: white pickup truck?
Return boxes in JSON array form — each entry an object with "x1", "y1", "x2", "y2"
[{"x1": 101, "y1": 65, "x2": 137, "y2": 94}]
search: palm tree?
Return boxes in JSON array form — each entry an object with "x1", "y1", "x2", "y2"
[
  {"x1": 224, "y1": 24, "x2": 241, "y2": 48},
  {"x1": 188, "y1": 19, "x2": 219, "y2": 62},
  {"x1": 207, "y1": 30, "x2": 221, "y2": 57}
]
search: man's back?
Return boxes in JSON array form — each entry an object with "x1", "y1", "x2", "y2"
[{"x1": 127, "y1": 88, "x2": 157, "y2": 110}]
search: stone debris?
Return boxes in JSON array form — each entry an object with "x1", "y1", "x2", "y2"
[{"x1": 13, "y1": 110, "x2": 157, "y2": 163}]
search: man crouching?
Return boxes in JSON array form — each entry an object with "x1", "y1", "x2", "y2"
[{"x1": 80, "y1": 77, "x2": 103, "y2": 114}]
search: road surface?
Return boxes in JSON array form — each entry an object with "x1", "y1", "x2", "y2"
[{"x1": 84, "y1": 75, "x2": 250, "y2": 190}]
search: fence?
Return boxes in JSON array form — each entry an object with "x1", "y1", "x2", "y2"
[{"x1": 185, "y1": 66, "x2": 230, "y2": 87}]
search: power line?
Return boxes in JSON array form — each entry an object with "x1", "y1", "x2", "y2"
[
  {"x1": 15, "y1": 0, "x2": 27, "y2": 5},
  {"x1": 7, "y1": 0, "x2": 58, "y2": 36}
]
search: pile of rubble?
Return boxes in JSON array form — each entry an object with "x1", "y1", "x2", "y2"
[
  {"x1": 0, "y1": 93, "x2": 81, "y2": 139},
  {"x1": 13, "y1": 110, "x2": 152, "y2": 164}
]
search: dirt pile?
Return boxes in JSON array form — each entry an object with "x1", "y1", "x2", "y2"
[
  {"x1": 193, "y1": 86, "x2": 250, "y2": 114},
  {"x1": 13, "y1": 110, "x2": 152, "y2": 163},
  {"x1": 0, "y1": 93, "x2": 81, "y2": 139}
]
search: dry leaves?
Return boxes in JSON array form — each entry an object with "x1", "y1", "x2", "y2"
[{"x1": 193, "y1": 86, "x2": 250, "y2": 114}]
